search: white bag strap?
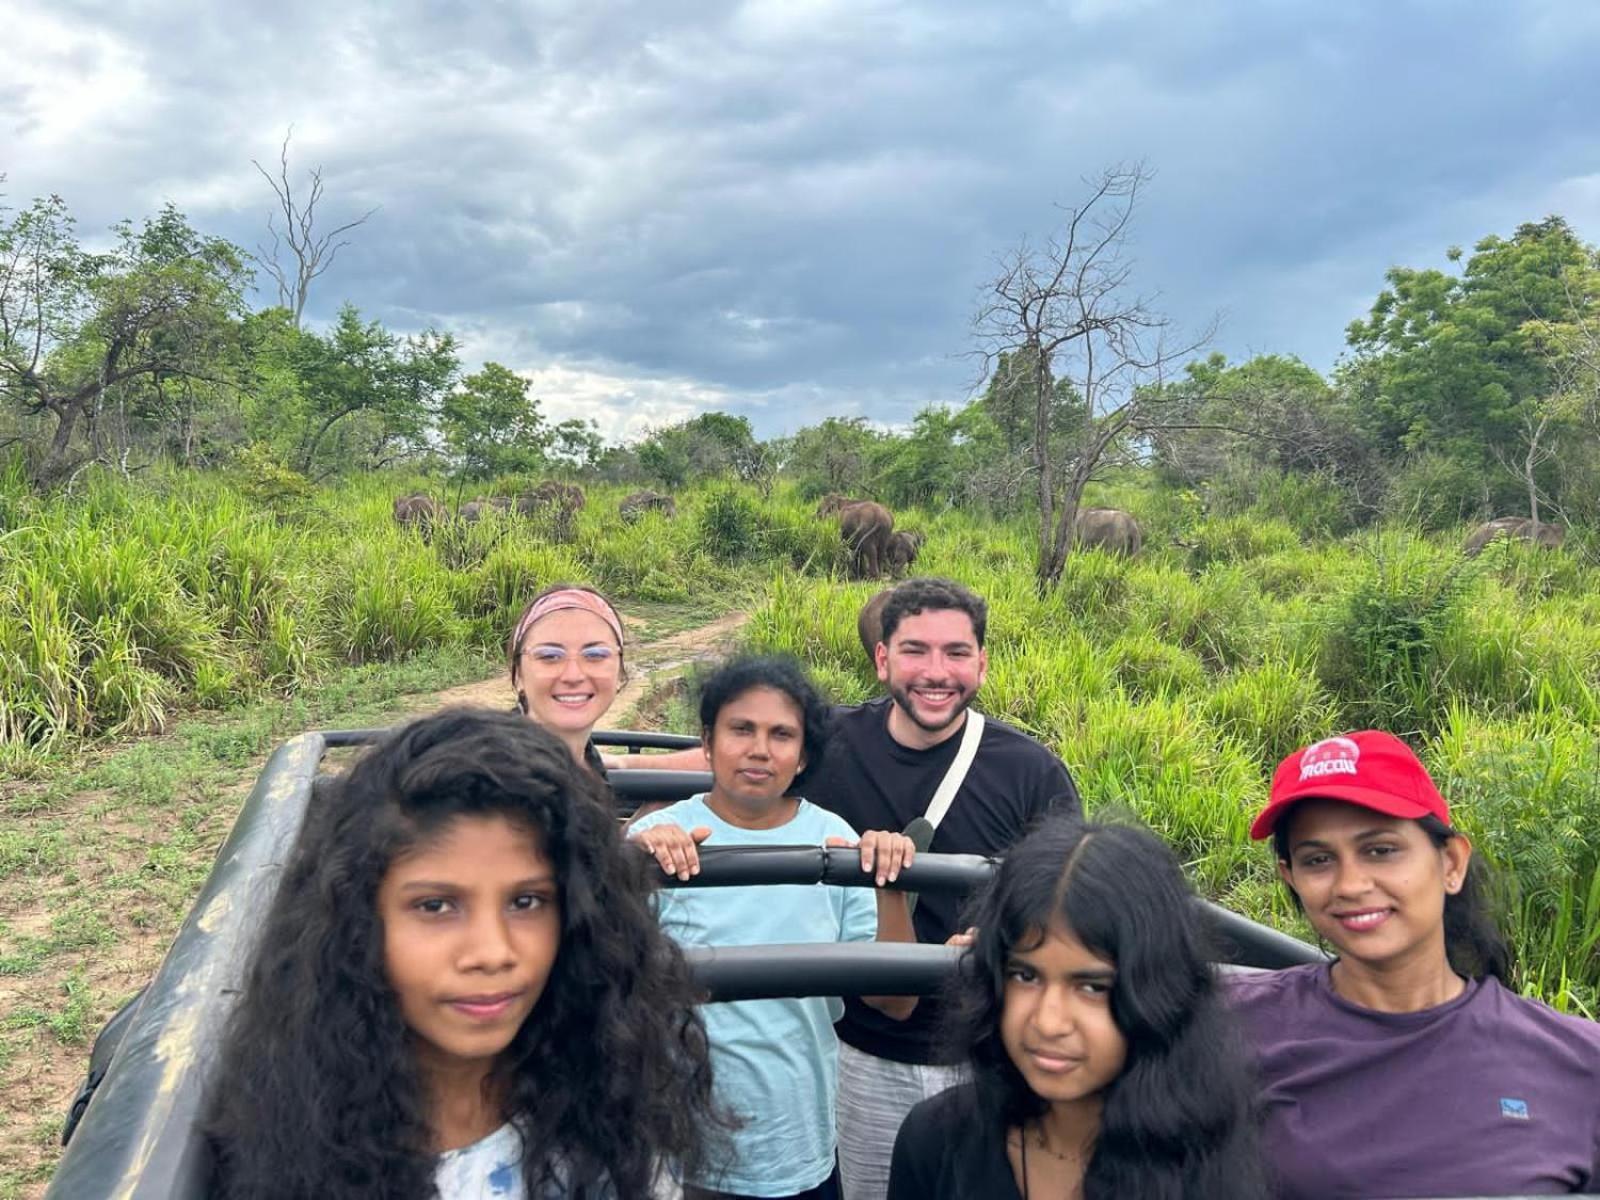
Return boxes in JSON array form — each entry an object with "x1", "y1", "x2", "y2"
[{"x1": 922, "y1": 711, "x2": 985, "y2": 832}]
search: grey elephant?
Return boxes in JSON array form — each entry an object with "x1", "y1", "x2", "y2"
[
  {"x1": 858, "y1": 588, "x2": 893, "y2": 664},
  {"x1": 620, "y1": 490, "x2": 678, "y2": 524},
  {"x1": 1463, "y1": 516, "x2": 1567, "y2": 557},
  {"x1": 392, "y1": 494, "x2": 443, "y2": 536},
  {"x1": 518, "y1": 481, "x2": 586, "y2": 517},
  {"x1": 885, "y1": 530, "x2": 923, "y2": 574},
  {"x1": 1073, "y1": 507, "x2": 1143, "y2": 556},
  {"x1": 517, "y1": 481, "x2": 586, "y2": 542},
  {"x1": 817, "y1": 493, "x2": 870, "y2": 518},
  {"x1": 837, "y1": 501, "x2": 895, "y2": 579}
]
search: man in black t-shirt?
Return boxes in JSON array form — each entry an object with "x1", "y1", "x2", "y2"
[
  {"x1": 609, "y1": 578, "x2": 1080, "y2": 1199},
  {"x1": 806, "y1": 578, "x2": 1080, "y2": 1200}
]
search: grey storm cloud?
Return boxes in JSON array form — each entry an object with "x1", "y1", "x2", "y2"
[{"x1": 5, "y1": 0, "x2": 1600, "y2": 439}]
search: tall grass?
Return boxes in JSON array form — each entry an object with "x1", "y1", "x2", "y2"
[{"x1": 0, "y1": 470, "x2": 846, "y2": 759}]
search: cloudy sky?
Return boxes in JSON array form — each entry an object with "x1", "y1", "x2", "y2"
[{"x1": 5, "y1": 0, "x2": 1599, "y2": 441}]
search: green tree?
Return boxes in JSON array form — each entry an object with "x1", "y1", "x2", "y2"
[
  {"x1": 780, "y1": 416, "x2": 885, "y2": 498},
  {"x1": 0, "y1": 196, "x2": 250, "y2": 486},
  {"x1": 440, "y1": 362, "x2": 548, "y2": 478},
  {"x1": 637, "y1": 411, "x2": 759, "y2": 487},
  {"x1": 976, "y1": 349, "x2": 1085, "y2": 454},
  {"x1": 285, "y1": 304, "x2": 458, "y2": 475},
  {"x1": 876, "y1": 405, "x2": 976, "y2": 509},
  {"x1": 1345, "y1": 217, "x2": 1590, "y2": 463},
  {"x1": 549, "y1": 417, "x2": 604, "y2": 470}
]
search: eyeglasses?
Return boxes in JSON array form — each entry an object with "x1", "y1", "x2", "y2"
[{"x1": 521, "y1": 644, "x2": 619, "y2": 670}]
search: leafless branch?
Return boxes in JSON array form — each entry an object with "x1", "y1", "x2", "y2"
[
  {"x1": 970, "y1": 164, "x2": 1215, "y2": 585},
  {"x1": 249, "y1": 127, "x2": 378, "y2": 325}
]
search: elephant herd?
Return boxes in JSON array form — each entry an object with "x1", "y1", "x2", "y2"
[
  {"x1": 398, "y1": 492, "x2": 1586, "y2": 570},
  {"x1": 392, "y1": 482, "x2": 588, "y2": 534},
  {"x1": 392, "y1": 485, "x2": 684, "y2": 537},
  {"x1": 395, "y1": 485, "x2": 1152, "y2": 577}
]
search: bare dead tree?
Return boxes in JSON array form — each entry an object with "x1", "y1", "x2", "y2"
[
  {"x1": 972, "y1": 165, "x2": 1213, "y2": 586},
  {"x1": 251, "y1": 128, "x2": 378, "y2": 326}
]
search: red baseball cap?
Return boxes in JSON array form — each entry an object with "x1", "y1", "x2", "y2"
[{"x1": 1249, "y1": 730, "x2": 1451, "y2": 840}]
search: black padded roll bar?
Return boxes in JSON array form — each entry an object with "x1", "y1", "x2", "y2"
[
  {"x1": 654, "y1": 844, "x2": 994, "y2": 894},
  {"x1": 689, "y1": 943, "x2": 964, "y2": 1001},
  {"x1": 592, "y1": 728, "x2": 703, "y2": 752},
  {"x1": 319, "y1": 727, "x2": 704, "y2": 752},
  {"x1": 655, "y1": 846, "x2": 1325, "y2": 972}
]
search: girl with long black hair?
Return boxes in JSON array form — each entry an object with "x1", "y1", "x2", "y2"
[
  {"x1": 204, "y1": 707, "x2": 723, "y2": 1199},
  {"x1": 888, "y1": 814, "x2": 1268, "y2": 1200}
]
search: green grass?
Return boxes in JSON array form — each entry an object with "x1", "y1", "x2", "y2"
[{"x1": 0, "y1": 472, "x2": 845, "y2": 763}]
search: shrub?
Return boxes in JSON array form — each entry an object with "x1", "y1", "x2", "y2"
[
  {"x1": 1124, "y1": 563, "x2": 1266, "y2": 670},
  {"x1": 696, "y1": 487, "x2": 763, "y2": 563},
  {"x1": 1056, "y1": 693, "x2": 1264, "y2": 897},
  {"x1": 329, "y1": 541, "x2": 463, "y2": 663},
  {"x1": 1380, "y1": 452, "x2": 1494, "y2": 531},
  {"x1": 1106, "y1": 634, "x2": 1207, "y2": 698},
  {"x1": 1184, "y1": 515, "x2": 1302, "y2": 568},
  {"x1": 1206, "y1": 466, "x2": 1360, "y2": 538},
  {"x1": 1314, "y1": 533, "x2": 1474, "y2": 734},
  {"x1": 1203, "y1": 657, "x2": 1338, "y2": 768}
]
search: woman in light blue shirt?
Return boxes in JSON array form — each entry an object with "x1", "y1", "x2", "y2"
[{"x1": 630, "y1": 655, "x2": 919, "y2": 1200}]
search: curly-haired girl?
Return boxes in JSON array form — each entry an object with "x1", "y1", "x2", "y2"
[
  {"x1": 888, "y1": 814, "x2": 1268, "y2": 1200},
  {"x1": 204, "y1": 707, "x2": 723, "y2": 1199}
]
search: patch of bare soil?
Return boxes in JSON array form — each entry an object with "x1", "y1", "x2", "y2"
[{"x1": 1, "y1": 609, "x2": 747, "y2": 1198}]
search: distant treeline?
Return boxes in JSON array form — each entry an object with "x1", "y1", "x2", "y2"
[{"x1": 3, "y1": 191, "x2": 1597, "y2": 543}]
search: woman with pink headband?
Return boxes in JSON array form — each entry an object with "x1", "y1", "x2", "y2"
[{"x1": 507, "y1": 584, "x2": 628, "y2": 777}]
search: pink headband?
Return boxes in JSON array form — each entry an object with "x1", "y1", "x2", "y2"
[{"x1": 510, "y1": 589, "x2": 625, "y2": 663}]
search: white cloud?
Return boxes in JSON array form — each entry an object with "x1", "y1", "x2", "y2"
[
  {"x1": 5, "y1": 0, "x2": 1599, "y2": 440},
  {"x1": 517, "y1": 363, "x2": 726, "y2": 441},
  {"x1": 0, "y1": 5, "x2": 156, "y2": 167}
]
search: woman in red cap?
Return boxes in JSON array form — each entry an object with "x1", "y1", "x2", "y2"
[
  {"x1": 506, "y1": 583, "x2": 629, "y2": 777},
  {"x1": 1231, "y1": 730, "x2": 1600, "y2": 1198}
]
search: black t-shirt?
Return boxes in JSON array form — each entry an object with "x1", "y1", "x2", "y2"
[
  {"x1": 888, "y1": 1085, "x2": 1020, "y2": 1200},
  {"x1": 801, "y1": 698, "x2": 1081, "y2": 1064}
]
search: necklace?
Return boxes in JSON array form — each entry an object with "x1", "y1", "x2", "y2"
[{"x1": 1015, "y1": 1123, "x2": 1078, "y2": 1198}]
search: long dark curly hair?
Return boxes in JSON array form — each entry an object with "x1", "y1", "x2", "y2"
[
  {"x1": 204, "y1": 707, "x2": 723, "y2": 1199},
  {"x1": 948, "y1": 814, "x2": 1268, "y2": 1200}
]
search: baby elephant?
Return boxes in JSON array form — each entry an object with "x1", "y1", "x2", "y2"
[{"x1": 885, "y1": 530, "x2": 924, "y2": 574}]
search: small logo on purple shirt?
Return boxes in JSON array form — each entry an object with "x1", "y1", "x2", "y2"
[{"x1": 1500, "y1": 1098, "x2": 1530, "y2": 1120}]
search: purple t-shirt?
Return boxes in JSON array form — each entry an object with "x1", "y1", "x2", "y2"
[{"x1": 1227, "y1": 964, "x2": 1600, "y2": 1198}]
